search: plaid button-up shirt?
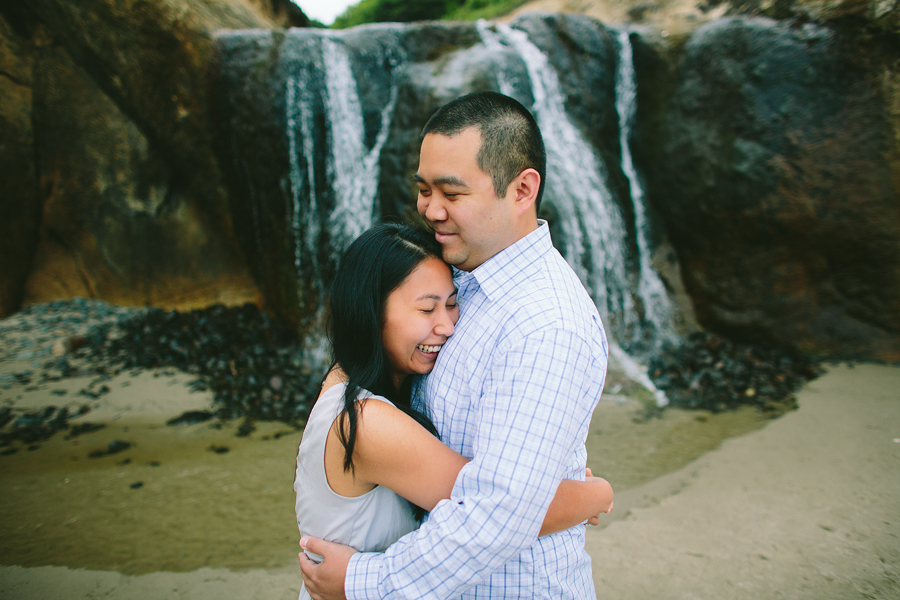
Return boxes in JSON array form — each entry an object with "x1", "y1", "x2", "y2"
[{"x1": 347, "y1": 221, "x2": 608, "y2": 599}]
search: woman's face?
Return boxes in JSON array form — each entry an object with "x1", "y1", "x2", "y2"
[{"x1": 382, "y1": 256, "x2": 459, "y2": 387}]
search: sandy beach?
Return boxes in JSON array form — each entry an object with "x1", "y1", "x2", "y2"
[
  {"x1": 588, "y1": 362, "x2": 900, "y2": 599},
  {"x1": 1, "y1": 355, "x2": 898, "y2": 598}
]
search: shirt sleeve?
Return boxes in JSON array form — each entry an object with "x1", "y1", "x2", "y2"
[{"x1": 345, "y1": 328, "x2": 604, "y2": 599}]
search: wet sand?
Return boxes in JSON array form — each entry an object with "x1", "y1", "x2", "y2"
[
  {"x1": 588, "y1": 362, "x2": 900, "y2": 599},
  {"x1": 1, "y1": 362, "x2": 898, "y2": 598}
]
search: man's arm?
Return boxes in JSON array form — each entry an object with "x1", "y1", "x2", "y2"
[
  {"x1": 299, "y1": 537, "x2": 354, "y2": 600},
  {"x1": 339, "y1": 329, "x2": 604, "y2": 599},
  {"x1": 298, "y1": 471, "x2": 613, "y2": 600}
]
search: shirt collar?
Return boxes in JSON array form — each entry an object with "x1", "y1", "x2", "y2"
[{"x1": 452, "y1": 220, "x2": 553, "y2": 302}]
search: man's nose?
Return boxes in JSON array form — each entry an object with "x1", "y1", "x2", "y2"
[{"x1": 422, "y1": 196, "x2": 447, "y2": 222}]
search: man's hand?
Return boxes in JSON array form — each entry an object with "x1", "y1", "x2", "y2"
[{"x1": 298, "y1": 537, "x2": 356, "y2": 600}]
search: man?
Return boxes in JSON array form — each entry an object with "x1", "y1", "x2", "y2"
[{"x1": 299, "y1": 91, "x2": 608, "y2": 599}]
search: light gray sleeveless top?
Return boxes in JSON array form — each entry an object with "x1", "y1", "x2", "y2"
[{"x1": 293, "y1": 382, "x2": 419, "y2": 571}]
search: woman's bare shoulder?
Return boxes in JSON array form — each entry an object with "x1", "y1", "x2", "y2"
[{"x1": 320, "y1": 365, "x2": 349, "y2": 395}]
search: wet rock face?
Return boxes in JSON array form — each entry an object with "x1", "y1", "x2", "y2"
[
  {"x1": 3, "y1": 1, "x2": 898, "y2": 365},
  {"x1": 213, "y1": 21, "x2": 489, "y2": 337},
  {"x1": 216, "y1": 11, "x2": 900, "y2": 361},
  {"x1": 214, "y1": 14, "x2": 629, "y2": 340},
  {"x1": 642, "y1": 17, "x2": 900, "y2": 360}
]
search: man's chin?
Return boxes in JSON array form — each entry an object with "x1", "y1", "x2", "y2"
[{"x1": 442, "y1": 250, "x2": 465, "y2": 267}]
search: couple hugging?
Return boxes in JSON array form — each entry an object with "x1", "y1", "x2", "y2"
[{"x1": 294, "y1": 91, "x2": 612, "y2": 600}]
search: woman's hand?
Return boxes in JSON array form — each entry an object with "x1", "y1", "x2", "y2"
[
  {"x1": 540, "y1": 467, "x2": 614, "y2": 535},
  {"x1": 584, "y1": 468, "x2": 613, "y2": 526}
]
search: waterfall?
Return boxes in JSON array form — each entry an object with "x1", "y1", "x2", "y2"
[
  {"x1": 478, "y1": 22, "x2": 670, "y2": 405},
  {"x1": 286, "y1": 64, "x2": 320, "y2": 284},
  {"x1": 614, "y1": 30, "x2": 674, "y2": 346},
  {"x1": 322, "y1": 36, "x2": 399, "y2": 253},
  {"x1": 216, "y1": 18, "x2": 688, "y2": 406},
  {"x1": 285, "y1": 49, "x2": 328, "y2": 362},
  {"x1": 487, "y1": 24, "x2": 635, "y2": 326},
  {"x1": 482, "y1": 23, "x2": 635, "y2": 334},
  {"x1": 283, "y1": 33, "x2": 399, "y2": 365},
  {"x1": 476, "y1": 20, "x2": 517, "y2": 97},
  {"x1": 285, "y1": 34, "x2": 399, "y2": 269}
]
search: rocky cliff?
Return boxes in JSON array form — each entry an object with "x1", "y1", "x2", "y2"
[
  {"x1": 1, "y1": 0, "x2": 897, "y2": 362},
  {"x1": 0, "y1": 0, "x2": 311, "y2": 316},
  {"x1": 637, "y1": 16, "x2": 900, "y2": 358}
]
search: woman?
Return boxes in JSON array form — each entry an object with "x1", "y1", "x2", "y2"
[{"x1": 294, "y1": 224, "x2": 612, "y2": 590}]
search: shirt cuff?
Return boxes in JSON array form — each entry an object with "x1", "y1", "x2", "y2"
[{"x1": 346, "y1": 552, "x2": 384, "y2": 600}]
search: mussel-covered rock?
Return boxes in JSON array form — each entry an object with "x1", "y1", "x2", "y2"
[
  {"x1": 73, "y1": 303, "x2": 320, "y2": 425},
  {"x1": 0, "y1": 405, "x2": 74, "y2": 446},
  {"x1": 649, "y1": 331, "x2": 823, "y2": 412},
  {"x1": 166, "y1": 410, "x2": 215, "y2": 426}
]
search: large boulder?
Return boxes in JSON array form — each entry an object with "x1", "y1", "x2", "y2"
[
  {"x1": 0, "y1": 13, "x2": 40, "y2": 317},
  {"x1": 640, "y1": 17, "x2": 900, "y2": 359},
  {"x1": 509, "y1": 0, "x2": 899, "y2": 37},
  {"x1": 22, "y1": 29, "x2": 261, "y2": 309},
  {"x1": 0, "y1": 0, "x2": 312, "y2": 317}
]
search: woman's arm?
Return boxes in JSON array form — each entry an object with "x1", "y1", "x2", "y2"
[
  {"x1": 341, "y1": 399, "x2": 465, "y2": 510},
  {"x1": 540, "y1": 469, "x2": 613, "y2": 536},
  {"x1": 344, "y1": 399, "x2": 613, "y2": 534}
]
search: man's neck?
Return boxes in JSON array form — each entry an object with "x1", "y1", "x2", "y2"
[
  {"x1": 456, "y1": 218, "x2": 542, "y2": 274},
  {"x1": 516, "y1": 216, "x2": 539, "y2": 241}
]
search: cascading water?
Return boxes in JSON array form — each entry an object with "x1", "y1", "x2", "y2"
[
  {"x1": 285, "y1": 33, "x2": 400, "y2": 271},
  {"x1": 286, "y1": 57, "x2": 320, "y2": 285},
  {"x1": 478, "y1": 22, "x2": 670, "y2": 405},
  {"x1": 321, "y1": 36, "x2": 399, "y2": 252},
  {"x1": 283, "y1": 32, "x2": 400, "y2": 363},
  {"x1": 284, "y1": 35, "x2": 327, "y2": 363},
  {"x1": 613, "y1": 29, "x2": 675, "y2": 347},
  {"x1": 483, "y1": 23, "x2": 636, "y2": 337}
]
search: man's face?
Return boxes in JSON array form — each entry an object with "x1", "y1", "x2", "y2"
[{"x1": 415, "y1": 128, "x2": 518, "y2": 272}]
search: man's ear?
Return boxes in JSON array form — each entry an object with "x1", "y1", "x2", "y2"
[{"x1": 511, "y1": 168, "x2": 541, "y2": 217}]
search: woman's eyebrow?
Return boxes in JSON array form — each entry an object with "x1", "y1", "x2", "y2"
[{"x1": 416, "y1": 292, "x2": 456, "y2": 301}]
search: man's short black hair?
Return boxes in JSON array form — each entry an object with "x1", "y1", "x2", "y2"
[{"x1": 422, "y1": 91, "x2": 546, "y2": 213}]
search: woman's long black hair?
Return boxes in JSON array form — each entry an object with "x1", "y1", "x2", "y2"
[{"x1": 327, "y1": 222, "x2": 443, "y2": 477}]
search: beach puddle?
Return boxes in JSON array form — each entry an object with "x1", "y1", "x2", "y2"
[
  {"x1": 0, "y1": 379, "x2": 779, "y2": 574},
  {"x1": 585, "y1": 395, "x2": 780, "y2": 490}
]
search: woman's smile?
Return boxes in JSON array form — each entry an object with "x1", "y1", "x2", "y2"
[
  {"x1": 416, "y1": 343, "x2": 444, "y2": 355},
  {"x1": 382, "y1": 256, "x2": 459, "y2": 387}
]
